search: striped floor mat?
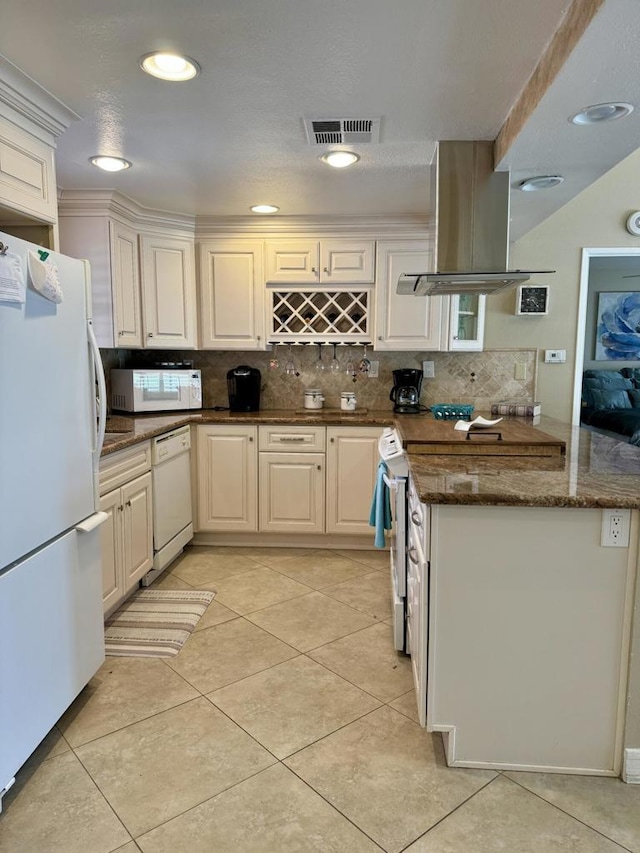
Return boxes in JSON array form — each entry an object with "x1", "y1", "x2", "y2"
[{"x1": 104, "y1": 589, "x2": 216, "y2": 658}]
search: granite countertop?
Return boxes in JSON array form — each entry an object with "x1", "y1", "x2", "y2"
[
  {"x1": 101, "y1": 408, "x2": 395, "y2": 454},
  {"x1": 405, "y1": 416, "x2": 640, "y2": 509},
  {"x1": 101, "y1": 409, "x2": 640, "y2": 510}
]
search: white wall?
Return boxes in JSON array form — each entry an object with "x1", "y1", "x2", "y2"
[{"x1": 485, "y1": 146, "x2": 640, "y2": 422}]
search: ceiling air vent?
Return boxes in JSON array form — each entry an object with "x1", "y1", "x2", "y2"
[{"x1": 303, "y1": 117, "x2": 381, "y2": 146}]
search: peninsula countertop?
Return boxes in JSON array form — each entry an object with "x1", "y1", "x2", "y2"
[{"x1": 101, "y1": 410, "x2": 640, "y2": 510}]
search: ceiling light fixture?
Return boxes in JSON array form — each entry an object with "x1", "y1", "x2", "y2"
[
  {"x1": 250, "y1": 204, "x2": 280, "y2": 214},
  {"x1": 139, "y1": 52, "x2": 200, "y2": 81},
  {"x1": 518, "y1": 175, "x2": 564, "y2": 192},
  {"x1": 320, "y1": 151, "x2": 360, "y2": 168},
  {"x1": 570, "y1": 102, "x2": 634, "y2": 125},
  {"x1": 89, "y1": 156, "x2": 132, "y2": 172}
]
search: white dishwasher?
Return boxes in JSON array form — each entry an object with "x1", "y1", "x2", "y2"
[{"x1": 142, "y1": 425, "x2": 194, "y2": 585}]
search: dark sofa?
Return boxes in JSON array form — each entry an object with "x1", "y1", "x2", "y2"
[{"x1": 581, "y1": 368, "x2": 640, "y2": 444}]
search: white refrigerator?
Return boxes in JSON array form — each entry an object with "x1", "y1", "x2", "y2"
[{"x1": 0, "y1": 231, "x2": 107, "y2": 807}]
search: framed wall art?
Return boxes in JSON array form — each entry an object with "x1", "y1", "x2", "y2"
[{"x1": 595, "y1": 291, "x2": 640, "y2": 361}]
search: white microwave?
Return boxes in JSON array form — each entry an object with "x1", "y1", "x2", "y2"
[{"x1": 111, "y1": 369, "x2": 202, "y2": 413}]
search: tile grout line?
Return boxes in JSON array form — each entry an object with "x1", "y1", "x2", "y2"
[
  {"x1": 504, "y1": 774, "x2": 635, "y2": 853},
  {"x1": 282, "y1": 762, "x2": 387, "y2": 852},
  {"x1": 396, "y1": 774, "x2": 501, "y2": 852}
]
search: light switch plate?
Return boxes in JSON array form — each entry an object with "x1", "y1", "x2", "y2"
[
  {"x1": 514, "y1": 363, "x2": 527, "y2": 380},
  {"x1": 422, "y1": 360, "x2": 435, "y2": 378},
  {"x1": 368, "y1": 360, "x2": 379, "y2": 378}
]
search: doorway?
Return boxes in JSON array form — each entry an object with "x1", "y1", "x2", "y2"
[{"x1": 572, "y1": 248, "x2": 640, "y2": 424}]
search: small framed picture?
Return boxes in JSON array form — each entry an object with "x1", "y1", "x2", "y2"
[{"x1": 516, "y1": 284, "x2": 549, "y2": 316}]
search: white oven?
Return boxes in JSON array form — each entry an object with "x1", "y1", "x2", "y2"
[
  {"x1": 110, "y1": 368, "x2": 202, "y2": 413},
  {"x1": 378, "y1": 427, "x2": 409, "y2": 652}
]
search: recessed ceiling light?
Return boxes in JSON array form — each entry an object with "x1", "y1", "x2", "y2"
[
  {"x1": 320, "y1": 151, "x2": 360, "y2": 168},
  {"x1": 89, "y1": 156, "x2": 132, "y2": 172},
  {"x1": 139, "y1": 52, "x2": 200, "y2": 81},
  {"x1": 518, "y1": 175, "x2": 564, "y2": 192},
  {"x1": 570, "y1": 102, "x2": 633, "y2": 125},
  {"x1": 250, "y1": 204, "x2": 280, "y2": 214}
]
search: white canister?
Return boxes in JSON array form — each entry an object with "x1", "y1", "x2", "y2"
[
  {"x1": 304, "y1": 389, "x2": 325, "y2": 410},
  {"x1": 341, "y1": 391, "x2": 357, "y2": 411}
]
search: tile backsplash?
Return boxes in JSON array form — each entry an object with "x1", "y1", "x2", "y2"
[{"x1": 102, "y1": 347, "x2": 538, "y2": 413}]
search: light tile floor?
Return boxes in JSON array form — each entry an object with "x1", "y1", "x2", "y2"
[{"x1": 2, "y1": 545, "x2": 640, "y2": 852}]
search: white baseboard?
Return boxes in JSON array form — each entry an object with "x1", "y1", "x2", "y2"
[{"x1": 623, "y1": 748, "x2": 640, "y2": 783}]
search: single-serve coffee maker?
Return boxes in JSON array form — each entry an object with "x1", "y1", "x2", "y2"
[
  {"x1": 390, "y1": 368, "x2": 424, "y2": 414},
  {"x1": 227, "y1": 366, "x2": 261, "y2": 411}
]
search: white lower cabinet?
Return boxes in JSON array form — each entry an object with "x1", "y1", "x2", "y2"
[
  {"x1": 195, "y1": 423, "x2": 383, "y2": 539},
  {"x1": 406, "y1": 487, "x2": 429, "y2": 728},
  {"x1": 326, "y1": 427, "x2": 382, "y2": 534},
  {"x1": 99, "y1": 442, "x2": 154, "y2": 615},
  {"x1": 259, "y1": 452, "x2": 325, "y2": 533},
  {"x1": 196, "y1": 425, "x2": 258, "y2": 531}
]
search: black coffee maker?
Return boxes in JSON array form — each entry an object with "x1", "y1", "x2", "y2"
[
  {"x1": 227, "y1": 366, "x2": 261, "y2": 411},
  {"x1": 390, "y1": 368, "x2": 424, "y2": 414}
]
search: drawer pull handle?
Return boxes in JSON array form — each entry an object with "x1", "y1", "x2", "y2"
[
  {"x1": 410, "y1": 511, "x2": 422, "y2": 526},
  {"x1": 317, "y1": 464, "x2": 322, "y2": 470},
  {"x1": 249, "y1": 436, "x2": 254, "y2": 442},
  {"x1": 279, "y1": 436, "x2": 305, "y2": 442},
  {"x1": 407, "y1": 546, "x2": 419, "y2": 565}
]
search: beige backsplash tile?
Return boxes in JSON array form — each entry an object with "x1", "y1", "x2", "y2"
[{"x1": 101, "y1": 347, "x2": 537, "y2": 413}]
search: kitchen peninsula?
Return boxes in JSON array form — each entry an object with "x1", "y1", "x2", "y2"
[{"x1": 101, "y1": 410, "x2": 640, "y2": 780}]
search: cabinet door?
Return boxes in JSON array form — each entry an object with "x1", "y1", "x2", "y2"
[
  {"x1": 109, "y1": 220, "x2": 143, "y2": 348},
  {"x1": 374, "y1": 240, "x2": 446, "y2": 351},
  {"x1": 196, "y1": 426, "x2": 258, "y2": 531},
  {"x1": 199, "y1": 241, "x2": 266, "y2": 349},
  {"x1": 140, "y1": 235, "x2": 197, "y2": 349},
  {"x1": 448, "y1": 293, "x2": 485, "y2": 351},
  {"x1": 0, "y1": 116, "x2": 57, "y2": 223},
  {"x1": 259, "y1": 452, "x2": 325, "y2": 533},
  {"x1": 320, "y1": 241, "x2": 375, "y2": 283},
  {"x1": 99, "y1": 488, "x2": 123, "y2": 615},
  {"x1": 121, "y1": 471, "x2": 153, "y2": 591},
  {"x1": 265, "y1": 240, "x2": 319, "y2": 283},
  {"x1": 326, "y1": 427, "x2": 382, "y2": 535}
]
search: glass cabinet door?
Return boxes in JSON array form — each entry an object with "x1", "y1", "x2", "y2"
[{"x1": 448, "y1": 294, "x2": 485, "y2": 351}]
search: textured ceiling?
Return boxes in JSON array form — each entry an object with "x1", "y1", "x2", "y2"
[{"x1": 3, "y1": 0, "x2": 637, "y2": 237}]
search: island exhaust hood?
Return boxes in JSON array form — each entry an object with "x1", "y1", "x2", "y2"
[{"x1": 397, "y1": 140, "x2": 550, "y2": 296}]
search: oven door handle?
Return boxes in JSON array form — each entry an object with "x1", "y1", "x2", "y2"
[{"x1": 382, "y1": 472, "x2": 398, "y2": 491}]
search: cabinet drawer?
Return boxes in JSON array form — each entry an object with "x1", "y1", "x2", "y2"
[
  {"x1": 258, "y1": 425, "x2": 326, "y2": 452},
  {"x1": 99, "y1": 441, "x2": 151, "y2": 495}
]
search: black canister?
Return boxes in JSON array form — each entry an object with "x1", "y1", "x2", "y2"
[{"x1": 227, "y1": 366, "x2": 261, "y2": 411}]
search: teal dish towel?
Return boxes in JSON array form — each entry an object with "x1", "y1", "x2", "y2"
[{"x1": 369, "y1": 460, "x2": 392, "y2": 548}]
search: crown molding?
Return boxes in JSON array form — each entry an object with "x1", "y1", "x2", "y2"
[
  {"x1": 57, "y1": 189, "x2": 196, "y2": 234},
  {"x1": 0, "y1": 56, "x2": 80, "y2": 143},
  {"x1": 195, "y1": 213, "x2": 432, "y2": 239}
]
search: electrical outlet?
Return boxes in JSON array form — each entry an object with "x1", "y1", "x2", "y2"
[
  {"x1": 601, "y1": 509, "x2": 631, "y2": 547},
  {"x1": 422, "y1": 360, "x2": 435, "y2": 378},
  {"x1": 368, "y1": 360, "x2": 379, "y2": 378},
  {"x1": 514, "y1": 363, "x2": 527, "y2": 380}
]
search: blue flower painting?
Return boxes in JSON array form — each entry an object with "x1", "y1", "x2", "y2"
[{"x1": 595, "y1": 292, "x2": 640, "y2": 360}]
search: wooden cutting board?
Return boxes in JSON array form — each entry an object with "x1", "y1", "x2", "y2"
[{"x1": 399, "y1": 416, "x2": 566, "y2": 457}]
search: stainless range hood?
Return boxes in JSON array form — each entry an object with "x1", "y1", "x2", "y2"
[{"x1": 397, "y1": 140, "x2": 550, "y2": 296}]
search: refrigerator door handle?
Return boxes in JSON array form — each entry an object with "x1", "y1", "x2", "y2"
[
  {"x1": 88, "y1": 318, "x2": 107, "y2": 466},
  {"x1": 75, "y1": 511, "x2": 108, "y2": 533}
]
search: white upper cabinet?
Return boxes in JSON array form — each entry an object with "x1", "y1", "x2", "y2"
[
  {"x1": 266, "y1": 240, "x2": 375, "y2": 284},
  {"x1": 0, "y1": 118, "x2": 57, "y2": 224},
  {"x1": 59, "y1": 208, "x2": 197, "y2": 349},
  {"x1": 199, "y1": 240, "x2": 266, "y2": 350},
  {"x1": 140, "y1": 234, "x2": 197, "y2": 349},
  {"x1": 110, "y1": 221, "x2": 143, "y2": 348},
  {"x1": 448, "y1": 293, "x2": 486, "y2": 351},
  {"x1": 374, "y1": 240, "x2": 446, "y2": 351}
]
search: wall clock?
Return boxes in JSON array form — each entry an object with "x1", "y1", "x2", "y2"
[{"x1": 515, "y1": 284, "x2": 549, "y2": 316}]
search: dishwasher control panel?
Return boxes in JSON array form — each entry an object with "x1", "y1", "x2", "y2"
[{"x1": 151, "y1": 425, "x2": 191, "y2": 466}]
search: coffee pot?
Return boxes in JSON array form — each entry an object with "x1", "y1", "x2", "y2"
[{"x1": 390, "y1": 368, "x2": 424, "y2": 414}]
